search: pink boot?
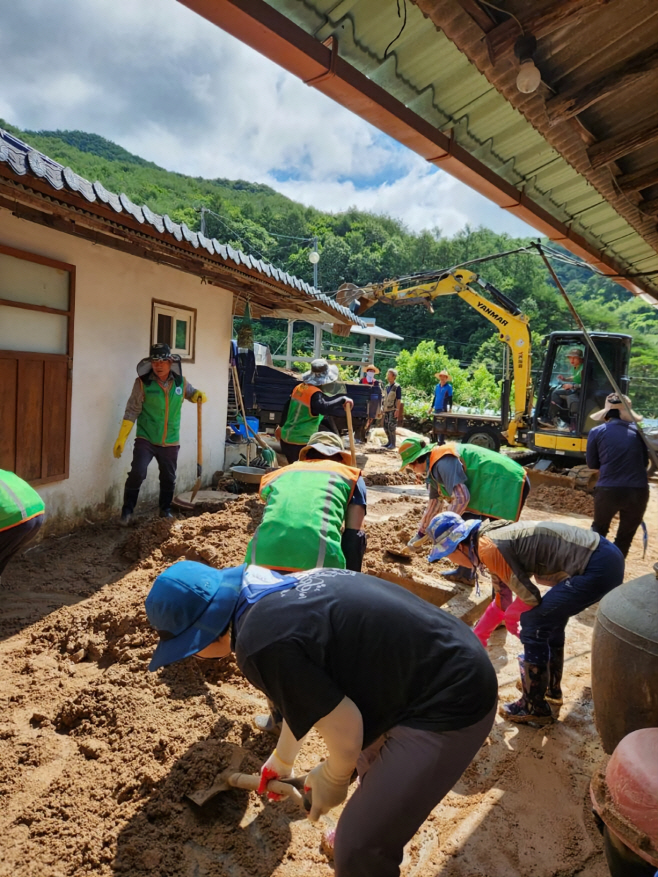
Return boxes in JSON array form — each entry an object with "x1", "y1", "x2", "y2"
[{"x1": 473, "y1": 601, "x2": 505, "y2": 646}]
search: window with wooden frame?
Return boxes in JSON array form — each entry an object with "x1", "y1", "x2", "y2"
[
  {"x1": 0, "y1": 244, "x2": 74, "y2": 484},
  {"x1": 151, "y1": 299, "x2": 196, "y2": 361}
]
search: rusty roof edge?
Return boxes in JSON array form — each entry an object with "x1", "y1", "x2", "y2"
[
  {"x1": 0, "y1": 127, "x2": 364, "y2": 326},
  {"x1": 175, "y1": 0, "x2": 657, "y2": 304}
]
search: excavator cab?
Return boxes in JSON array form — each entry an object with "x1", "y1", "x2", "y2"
[{"x1": 528, "y1": 331, "x2": 631, "y2": 461}]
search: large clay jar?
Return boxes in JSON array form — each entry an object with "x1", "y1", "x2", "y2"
[{"x1": 591, "y1": 569, "x2": 658, "y2": 754}]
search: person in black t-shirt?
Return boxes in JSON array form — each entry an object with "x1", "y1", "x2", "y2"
[{"x1": 145, "y1": 562, "x2": 497, "y2": 877}]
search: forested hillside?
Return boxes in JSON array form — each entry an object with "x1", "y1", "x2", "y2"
[{"x1": 4, "y1": 120, "x2": 658, "y2": 414}]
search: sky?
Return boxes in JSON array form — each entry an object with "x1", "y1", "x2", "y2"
[{"x1": 0, "y1": 0, "x2": 537, "y2": 238}]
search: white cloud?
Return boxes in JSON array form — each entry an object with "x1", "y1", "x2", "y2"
[{"x1": 1, "y1": 0, "x2": 537, "y2": 239}]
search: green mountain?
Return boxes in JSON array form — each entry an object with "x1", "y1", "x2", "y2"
[{"x1": 3, "y1": 120, "x2": 657, "y2": 413}]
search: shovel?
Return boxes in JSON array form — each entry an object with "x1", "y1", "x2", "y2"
[
  {"x1": 186, "y1": 749, "x2": 310, "y2": 809},
  {"x1": 173, "y1": 399, "x2": 203, "y2": 510},
  {"x1": 344, "y1": 402, "x2": 357, "y2": 467}
]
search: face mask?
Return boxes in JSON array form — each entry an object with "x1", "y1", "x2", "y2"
[{"x1": 365, "y1": 372, "x2": 374, "y2": 383}]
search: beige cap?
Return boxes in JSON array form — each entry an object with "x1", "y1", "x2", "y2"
[
  {"x1": 299, "y1": 431, "x2": 352, "y2": 465},
  {"x1": 590, "y1": 393, "x2": 642, "y2": 423}
]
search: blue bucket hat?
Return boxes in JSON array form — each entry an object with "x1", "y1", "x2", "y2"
[
  {"x1": 427, "y1": 512, "x2": 481, "y2": 563},
  {"x1": 145, "y1": 560, "x2": 245, "y2": 671}
]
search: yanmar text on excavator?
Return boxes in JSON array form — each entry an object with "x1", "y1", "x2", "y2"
[{"x1": 337, "y1": 269, "x2": 631, "y2": 471}]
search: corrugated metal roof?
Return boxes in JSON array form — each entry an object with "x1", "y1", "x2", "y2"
[
  {"x1": 0, "y1": 128, "x2": 364, "y2": 326},
  {"x1": 263, "y1": 0, "x2": 658, "y2": 301}
]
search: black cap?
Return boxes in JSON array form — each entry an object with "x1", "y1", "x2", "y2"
[{"x1": 150, "y1": 343, "x2": 172, "y2": 361}]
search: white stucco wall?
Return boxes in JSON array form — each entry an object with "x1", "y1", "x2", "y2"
[{"x1": 0, "y1": 207, "x2": 233, "y2": 527}]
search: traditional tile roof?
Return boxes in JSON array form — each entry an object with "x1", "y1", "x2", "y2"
[{"x1": 0, "y1": 128, "x2": 364, "y2": 326}]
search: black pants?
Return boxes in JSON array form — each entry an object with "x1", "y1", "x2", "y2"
[
  {"x1": 280, "y1": 439, "x2": 303, "y2": 466},
  {"x1": 123, "y1": 438, "x2": 179, "y2": 513},
  {"x1": 591, "y1": 486, "x2": 649, "y2": 557},
  {"x1": 0, "y1": 514, "x2": 44, "y2": 577}
]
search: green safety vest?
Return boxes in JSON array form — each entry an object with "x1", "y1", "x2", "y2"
[
  {"x1": 0, "y1": 469, "x2": 45, "y2": 532},
  {"x1": 245, "y1": 460, "x2": 361, "y2": 572},
  {"x1": 280, "y1": 384, "x2": 323, "y2": 446},
  {"x1": 136, "y1": 375, "x2": 185, "y2": 446},
  {"x1": 430, "y1": 444, "x2": 527, "y2": 521}
]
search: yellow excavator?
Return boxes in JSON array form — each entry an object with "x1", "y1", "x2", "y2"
[{"x1": 337, "y1": 268, "x2": 632, "y2": 474}]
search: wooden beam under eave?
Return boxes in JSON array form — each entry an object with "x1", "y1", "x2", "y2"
[
  {"x1": 616, "y1": 163, "x2": 658, "y2": 194},
  {"x1": 546, "y1": 45, "x2": 658, "y2": 124},
  {"x1": 588, "y1": 120, "x2": 658, "y2": 170},
  {"x1": 639, "y1": 195, "x2": 658, "y2": 217},
  {"x1": 485, "y1": 0, "x2": 611, "y2": 64}
]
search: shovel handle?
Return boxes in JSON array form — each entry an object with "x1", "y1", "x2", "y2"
[
  {"x1": 227, "y1": 771, "x2": 303, "y2": 805},
  {"x1": 344, "y1": 403, "x2": 357, "y2": 467},
  {"x1": 196, "y1": 398, "x2": 203, "y2": 471}
]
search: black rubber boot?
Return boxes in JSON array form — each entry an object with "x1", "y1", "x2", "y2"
[
  {"x1": 500, "y1": 659, "x2": 555, "y2": 725},
  {"x1": 546, "y1": 646, "x2": 564, "y2": 704},
  {"x1": 253, "y1": 698, "x2": 283, "y2": 736},
  {"x1": 159, "y1": 488, "x2": 175, "y2": 519},
  {"x1": 120, "y1": 488, "x2": 140, "y2": 526}
]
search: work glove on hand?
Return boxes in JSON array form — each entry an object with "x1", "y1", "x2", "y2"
[
  {"x1": 190, "y1": 390, "x2": 207, "y2": 403},
  {"x1": 503, "y1": 597, "x2": 535, "y2": 638},
  {"x1": 406, "y1": 530, "x2": 429, "y2": 552},
  {"x1": 113, "y1": 419, "x2": 134, "y2": 459},
  {"x1": 258, "y1": 749, "x2": 295, "y2": 801},
  {"x1": 304, "y1": 759, "x2": 352, "y2": 822}
]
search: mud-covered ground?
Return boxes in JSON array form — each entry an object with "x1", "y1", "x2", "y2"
[{"x1": 0, "y1": 447, "x2": 655, "y2": 877}]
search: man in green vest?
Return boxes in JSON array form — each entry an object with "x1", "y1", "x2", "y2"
[
  {"x1": 0, "y1": 469, "x2": 45, "y2": 584},
  {"x1": 398, "y1": 438, "x2": 529, "y2": 584},
  {"x1": 246, "y1": 431, "x2": 367, "y2": 573},
  {"x1": 113, "y1": 343, "x2": 207, "y2": 525},
  {"x1": 278, "y1": 359, "x2": 354, "y2": 464}
]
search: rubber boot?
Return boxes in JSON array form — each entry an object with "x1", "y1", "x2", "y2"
[
  {"x1": 441, "y1": 566, "x2": 475, "y2": 586},
  {"x1": 159, "y1": 488, "x2": 175, "y2": 519},
  {"x1": 500, "y1": 659, "x2": 554, "y2": 725},
  {"x1": 120, "y1": 488, "x2": 140, "y2": 526},
  {"x1": 546, "y1": 646, "x2": 564, "y2": 704},
  {"x1": 253, "y1": 698, "x2": 283, "y2": 736},
  {"x1": 473, "y1": 600, "x2": 505, "y2": 647}
]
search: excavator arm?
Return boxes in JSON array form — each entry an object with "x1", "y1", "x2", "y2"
[{"x1": 337, "y1": 269, "x2": 533, "y2": 445}]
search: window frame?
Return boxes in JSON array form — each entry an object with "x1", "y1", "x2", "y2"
[
  {"x1": 151, "y1": 298, "x2": 196, "y2": 362},
  {"x1": 0, "y1": 242, "x2": 75, "y2": 485}
]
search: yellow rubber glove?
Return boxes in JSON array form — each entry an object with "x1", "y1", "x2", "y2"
[
  {"x1": 113, "y1": 419, "x2": 134, "y2": 459},
  {"x1": 190, "y1": 390, "x2": 207, "y2": 403}
]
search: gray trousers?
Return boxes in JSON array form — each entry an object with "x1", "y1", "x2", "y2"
[{"x1": 333, "y1": 705, "x2": 496, "y2": 877}]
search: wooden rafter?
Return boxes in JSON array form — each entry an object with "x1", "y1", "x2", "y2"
[
  {"x1": 616, "y1": 163, "x2": 658, "y2": 194},
  {"x1": 588, "y1": 119, "x2": 658, "y2": 170},
  {"x1": 546, "y1": 45, "x2": 658, "y2": 124},
  {"x1": 639, "y1": 195, "x2": 658, "y2": 217},
  {"x1": 485, "y1": 0, "x2": 610, "y2": 64}
]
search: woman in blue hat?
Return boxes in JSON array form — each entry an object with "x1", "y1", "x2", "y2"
[
  {"x1": 145, "y1": 559, "x2": 497, "y2": 877},
  {"x1": 426, "y1": 511, "x2": 624, "y2": 726}
]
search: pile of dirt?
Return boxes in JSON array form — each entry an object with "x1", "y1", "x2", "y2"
[
  {"x1": 121, "y1": 497, "x2": 263, "y2": 567},
  {"x1": 363, "y1": 470, "x2": 417, "y2": 487},
  {"x1": 2, "y1": 477, "x2": 650, "y2": 875},
  {"x1": 526, "y1": 485, "x2": 594, "y2": 517}
]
